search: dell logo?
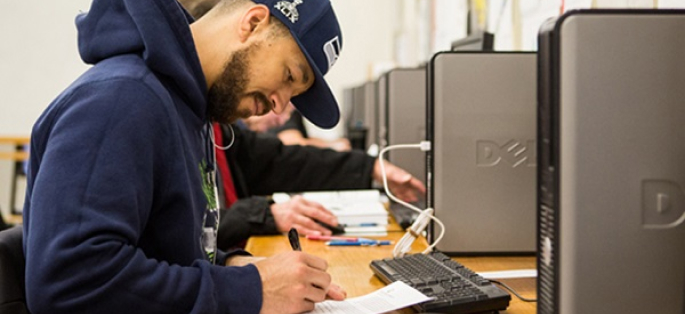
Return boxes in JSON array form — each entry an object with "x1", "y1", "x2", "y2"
[
  {"x1": 476, "y1": 140, "x2": 536, "y2": 167},
  {"x1": 642, "y1": 180, "x2": 685, "y2": 229}
]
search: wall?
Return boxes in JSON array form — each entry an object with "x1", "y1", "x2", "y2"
[
  {"x1": 0, "y1": 1, "x2": 93, "y2": 136},
  {"x1": 0, "y1": 1, "x2": 92, "y2": 216},
  {"x1": 306, "y1": 0, "x2": 398, "y2": 140},
  {"x1": 0, "y1": 0, "x2": 398, "y2": 215},
  {"x1": 2, "y1": 0, "x2": 685, "y2": 216}
]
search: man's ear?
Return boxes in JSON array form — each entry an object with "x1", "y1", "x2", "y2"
[{"x1": 237, "y1": 4, "x2": 271, "y2": 43}]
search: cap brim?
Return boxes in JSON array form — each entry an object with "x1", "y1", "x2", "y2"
[{"x1": 289, "y1": 33, "x2": 340, "y2": 129}]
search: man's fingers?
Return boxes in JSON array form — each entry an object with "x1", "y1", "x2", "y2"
[
  {"x1": 304, "y1": 269, "x2": 332, "y2": 297},
  {"x1": 326, "y1": 283, "x2": 347, "y2": 301},
  {"x1": 412, "y1": 177, "x2": 427, "y2": 194},
  {"x1": 307, "y1": 208, "x2": 339, "y2": 227},
  {"x1": 292, "y1": 198, "x2": 339, "y2": 227},
  {"x1": 303, "y1": 283, "x2": 328, "y2": 304},
  {"x1": 255, "y1": 252, "x2": 336, "y2": 314},
  {"x1": 396, "y1": 172, "x2": 413, "y2": 184},
  {"x1": 300, "y1": 252, "x2": 328, "y2": 271},
  {"x1": 293, "y1": 219, "x2": 330, "y2": 236}
]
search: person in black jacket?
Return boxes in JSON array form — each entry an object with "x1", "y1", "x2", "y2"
[
  {"x1": 244, "y1": 104, "x2": 352, "y2": 151},
  {"x1": 269, "y1": 106, "x2": 352, "y2": 151},
  {"x1": 214, "y1": 123, "x2": 425, "y2": 249}
]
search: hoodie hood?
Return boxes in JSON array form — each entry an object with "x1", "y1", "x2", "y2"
[{"x1": 76, "y1": 0, "x2": 207, "y2": 117}]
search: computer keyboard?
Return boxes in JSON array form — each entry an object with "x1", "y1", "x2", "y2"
[{"x1": 370, "y1": 251, "x2": 511, "y2": 314}]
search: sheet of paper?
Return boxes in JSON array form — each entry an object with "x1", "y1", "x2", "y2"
[
  {"x1": 301, "y1": 190, "x2": 381, "y2": 204},
  {"x1": 479, "y1": 269, "x2": 537, "y2": 279},
  {"x1": 306, "y1": 281, "x2": 431, "y2": 314},
  {"x1": 342, "y1": 226, "x2": 388, "y2": 237}
]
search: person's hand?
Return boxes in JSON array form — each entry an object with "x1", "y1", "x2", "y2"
[
  {"x1": 372, "y1": 159, "x2": 426, "y2": 203},
  {"x1": 243, "y1": 111, "x2": 286, "y2": 133},
  {"x1": 270, "y1": 195, "x2": 339, "y2": 236},
  {"x1": 326, "y1": 283, "x2": 347, "y2": 300},
  {"x1": 254, "y1": 251, "x2": 346, "y2": 314}
]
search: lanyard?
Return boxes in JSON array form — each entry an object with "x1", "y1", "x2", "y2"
[{"x1": 201, "y1": 123, "x2": 221, "y2": 264}]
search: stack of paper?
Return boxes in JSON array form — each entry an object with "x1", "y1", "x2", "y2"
[
  {"x1": 300, "y1": 190, "x2": 388, "y2": 227},
  {"x1": 273, "y1": 190, "x2": 389, "y2": 228}
]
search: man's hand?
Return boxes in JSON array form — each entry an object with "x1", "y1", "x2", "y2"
[
  {"x1": 372, "y1": 159, "x2": 426, "y2": 203},
  {"x1": 270, "y1": 196, "x2": 339, "y2": 236},
  {"x1": 326, "y1": 283, "x2": 347, "y2": 300},
  {"x1": 254, "y1": 251, "x2": 346, "y2": 314}
]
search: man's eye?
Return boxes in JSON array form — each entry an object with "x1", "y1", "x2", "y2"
[{"x1": 287, "y1": 69, "x2": 295, "y2": 83}]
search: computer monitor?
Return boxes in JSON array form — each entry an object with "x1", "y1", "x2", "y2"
[
  {"x1": 537, "y1": 10, "x2": 685, "y2": 314},
  {"x1": 344, "y1": 84, "x2": 367, "y2": 150},
  {"x1": 362, "y1": 81, "x2": 378, "y2": 153},
  {"x1": 342, "y1": 86, "x2": 355, "y2": 124},
  {"x1": 350, "y1": 84, "x2": 366, "y2": 129},
  {"x1": 383, "y1": 67, "x2": 426, "y2": 186},
  {"x1": 427, "y1": 51, "x2": 537, "y2": 255},
  {"x1": 376, "y1": 74, "x2": 389, "y2": 150}
]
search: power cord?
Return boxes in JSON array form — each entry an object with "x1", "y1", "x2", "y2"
[
  {"x1": 379, "y1": 142, "x2": 536, "y2": 302},
  {"x1": 489, "y1": 280, "x2": 537, "y2": 303},
  {"x1": 377, "y1": 142, "x2": 446, "y2": 257}
]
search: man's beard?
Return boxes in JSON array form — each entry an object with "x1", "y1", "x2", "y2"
[{"x1": 206, "y1": 44, "x2": 271, "y2": 124}]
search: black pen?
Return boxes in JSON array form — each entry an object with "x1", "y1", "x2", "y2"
[{"x1": 288, "y1": 228, "x2": 301, "y2": 251}]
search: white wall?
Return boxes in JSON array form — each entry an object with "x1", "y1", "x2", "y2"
[
  {"x1": 2, "y1": 0, "x2": 685, "y2": 216},
  {"x1": 306, "y1": 0, "x2": 398, "y2": 140},
  {"x1": 0, "y1": 0, "x2": 398, "y2": 214},
  {"x1": 3, "y1": 0, "x2": 685, "y2": 137},
  {"x1": 0, "y1": 0, "x2": 398, "y2": 140},
  {"x1": 0, "y1": 1, "x2": 93, "y2": 136},
  {"x1": 0, "y1": 1, "x2": 92, "y2": 216}
]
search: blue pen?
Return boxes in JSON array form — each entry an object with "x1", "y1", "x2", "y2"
[
  {"x1": 341, "y1": 223, "x2": 378, "y2": 227},
  {"x1": 326, "y1": 240, "x2": 392, "y2": 246}
]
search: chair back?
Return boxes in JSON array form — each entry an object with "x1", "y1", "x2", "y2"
[{"x1": 0, "y1": 226, "x2": 29, "y2": 314}]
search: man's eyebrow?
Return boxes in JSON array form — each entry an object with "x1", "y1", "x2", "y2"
[{"x1": 299, "y1": 63, "x2": 310, "y2": 84}]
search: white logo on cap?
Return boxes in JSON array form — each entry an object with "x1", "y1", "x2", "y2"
[
  {"x1": 274, "y1": 0, "x2": 303, "y2": 23},
  {"x1": 323, "y1": 36, "x2": 341, "y2": 71}
]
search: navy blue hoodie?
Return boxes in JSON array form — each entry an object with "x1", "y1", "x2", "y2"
[{"x1": 23, "y1": 0, "x2": 262, "y2": 313}]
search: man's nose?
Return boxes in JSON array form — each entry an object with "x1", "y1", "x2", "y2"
[{"x1": 270, "y1": 89, "x2": 293, "y2": 114}]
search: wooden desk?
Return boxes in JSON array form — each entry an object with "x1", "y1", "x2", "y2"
[
  {"x1": 0, "y1": 136, "x2": 30, "y2": 217},
  {"x1": 0, "y1": 136, "x2": 30, "y2": 146},
  {"x1": 3, "y1": 214, "x2": 23, "y2": 226},
  {"x1": 246, "y1": 230, "x2": 536, "y2": 314},
  {"x1": 0, "y1": 151, "x2": 29, "y2": 161},
  {"x1": 0, "y1": 136, "x2": 29, "y2": 162}
]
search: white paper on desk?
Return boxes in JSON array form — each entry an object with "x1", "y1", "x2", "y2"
[
  {"x1": 306, "y1": 281, "x2": 431, "y2": 314},
  {"x1": 479, "y1": 269, "x2": 537, "y2": 280},
  {"x1": 342, "y1": 226, "x2": 388, "y2": 237}
]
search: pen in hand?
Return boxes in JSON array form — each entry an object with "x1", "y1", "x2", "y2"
[{"x1": 288, "y1": 228, "x2": 302, "y2": 251}]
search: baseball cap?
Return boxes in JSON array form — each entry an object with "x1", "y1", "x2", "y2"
[{"x1": 253, "y1": 0, "x2": 343, "y2": 129}]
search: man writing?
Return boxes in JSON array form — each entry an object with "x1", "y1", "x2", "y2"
[
  {"x1": 176, "y1": 0, "x2": 426, "y2": 249},
  {"x1": 23, "y1": 0, "x2": 346, "y2": 313}
]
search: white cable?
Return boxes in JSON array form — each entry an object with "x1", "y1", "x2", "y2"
[
  {"x1": 378, "y1": 142, "x2": 445, "y2": 257},
  {"x1": 210, "y1": 124, "x2": 235, "y2": 151}
]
